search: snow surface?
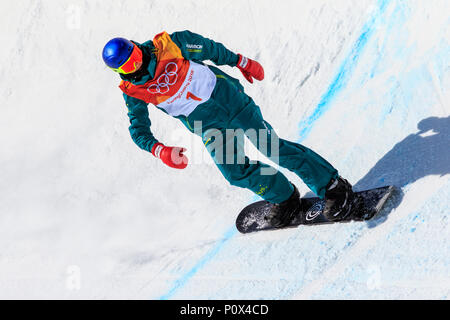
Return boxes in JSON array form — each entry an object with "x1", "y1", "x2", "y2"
[{"x1": 0, "y1": 0, "x2": 449, "y2": 299}]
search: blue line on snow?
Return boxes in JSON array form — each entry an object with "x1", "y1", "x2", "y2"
[
  {"x1": 158, "y1": 0, "x2": 392, "y2": 300},
  {"x1": 158, "y1": 226, "x2": 237, "y2": 300},
  {"x1": 298, "y1": 0, "x2": 391, "y2": 142}
]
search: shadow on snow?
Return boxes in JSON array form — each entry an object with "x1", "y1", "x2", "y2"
[{"x1": 355, "y1": 116, "x2": 450, "y2": 227}]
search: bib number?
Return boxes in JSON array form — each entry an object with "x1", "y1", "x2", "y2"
[{"x1": 187, "y1": 91, "x2": 202, "y2": 101}]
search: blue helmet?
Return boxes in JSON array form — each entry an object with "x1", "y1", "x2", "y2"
[{"x1": 102, "y1": 37, "x2": 134, "y2": 69}]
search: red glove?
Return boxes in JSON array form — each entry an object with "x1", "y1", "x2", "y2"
[
  {"x1": 151, "y1": 143, "x2": 188, "y2": 169},
  {"x1": 236, "y1": 54, "x2": 264, "y2": 83}
]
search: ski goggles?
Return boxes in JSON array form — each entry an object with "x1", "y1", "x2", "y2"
[{"x1": 110, "y1": 44, "x2": 143, "y2": 74}]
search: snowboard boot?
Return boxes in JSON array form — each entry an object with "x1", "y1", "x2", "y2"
[
  {"x1": 264, "y1": 184, "x2": 302, "y2": 228},
  {"x1": 323, "y1": 176, "x2": 354, "y2": 221}
]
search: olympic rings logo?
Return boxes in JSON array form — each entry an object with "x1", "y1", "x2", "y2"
[{"x1": 147, "y1": 62, "x2": 178, "y2": 94}]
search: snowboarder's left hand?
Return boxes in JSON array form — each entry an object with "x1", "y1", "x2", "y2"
[
  {"x1": 236, "y1": 54, "x2": 264, "y2": 84},
  {"x1": 151, "y1": 143, "x2": 188, "y2": 169}
]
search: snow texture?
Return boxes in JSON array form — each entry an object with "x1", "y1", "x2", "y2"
[{"x1": 0, "y1": 0, "x2": 448, "y2": 299}]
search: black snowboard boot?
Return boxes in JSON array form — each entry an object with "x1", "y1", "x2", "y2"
[
  {"x1": 323, "y1": 176, "x2": 354, "y2": 221},
  {"x1": 264, "y1": 184, "x2": 302, "y2": 228}
]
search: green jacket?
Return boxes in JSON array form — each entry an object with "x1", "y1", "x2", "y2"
[{"x1": 120, "y1": 30, "x2": 239, "y2": 153}]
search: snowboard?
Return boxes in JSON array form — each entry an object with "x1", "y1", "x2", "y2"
[{"x1": 236, "y1": 185, "x2": 396, "y2": 234}]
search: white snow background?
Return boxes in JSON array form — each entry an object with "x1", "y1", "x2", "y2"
[{"x1": 0, "y1": 0, "x2": 448, "y2": 299}]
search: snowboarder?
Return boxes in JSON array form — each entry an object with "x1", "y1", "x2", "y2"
[{"x1": 102, "y1": 30, "x2": 353, "y2": 227}]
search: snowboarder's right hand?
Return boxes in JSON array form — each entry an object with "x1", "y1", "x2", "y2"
[
  {"x1": 151, "y1": 143, "x2": 188, "y2": 169},
  {"x1": 236, "y1": 54, "x2": 264, "y2": 84}
]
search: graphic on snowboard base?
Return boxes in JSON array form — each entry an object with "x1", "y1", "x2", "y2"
[{"x1": 236, "y1": 186, "x2": 396, "y2": 234}]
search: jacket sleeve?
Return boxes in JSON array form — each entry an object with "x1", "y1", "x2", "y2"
[
  {"x1": 170, "y1": 30, "x2": 239, "y2": 67},
  {"x1": 124, "y1": 94, "x2": 159, "y2": 153}
]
